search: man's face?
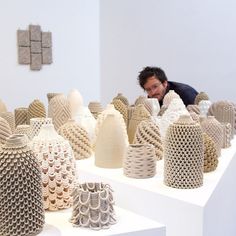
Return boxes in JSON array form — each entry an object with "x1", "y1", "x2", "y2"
[{"x1": 143, "y1": 76, "x2": 167, "y2": 101}]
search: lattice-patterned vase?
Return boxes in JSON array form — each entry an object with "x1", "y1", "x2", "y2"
[
  {"x1": 203, "y1": 133, "x2": 218, "y2": 173},
  {"x1": 70, "y1": 182, "x2": 116, "y2": 230},
  {"x1": 0, "y1": 117, "x2": 12, "y2": 145},
  {"x1": 31, "y1": 124, "x2": 77, "y2": 211},
  {"x1": 48, "y1": 94, "x2": 72, "y2": 130},
  {"x1": 14, "y1": 107, "x2": 28, "y2": 126},
  {"x1": 58, "y1": 120, "x2": 92, "y2": 160},
  {"x1": 123, "y1": 144, "x2": 156, "y2": 178},
  {"x1": 200, "y1": 116, "x2": 223, "y2": 157},
  {"x1": 0, "y1": 134, "x2": 44, "y2": 236},
  {"x1": 95, "y1": 114, "x2": 128, "y2": 168},
  {"x1": 134, "y1": 120, "x2": 163, "y2": 160},
  {"x1": 112, "y1": 93, "x2": 129, "y2": 106},
  {"x1": 29, "y1": 117, "x2": 52, "y2": 140},
  {"x1": 164, "y1": 115, "x2": 204, "y2": 189},
  {"x1": 0, "y1": 112, "x2": 15, "y2": 132},
  {"x1": 68, "y1": 89, "x2": 84, "y2": 118},
  {"x1": 27, "y1": 99, "x2": 46, "y2": 123},
  {"x1": 111, "y1": 99, "x2": 128, "y2": 126},
  {"x1": 194, "y1": 92, "x2": 209, "y2": 105}
]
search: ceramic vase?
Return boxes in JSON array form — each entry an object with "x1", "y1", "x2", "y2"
[
  {"x1": 0, "y1": 99, "x2": 7, "y2": 113},
  {"x1": 143, "y1": 98, "x2": 160, "y2": 117},
  {"x1": 111, "y1": 99, "x2": 128, "y2": 126},
  {"x1": 0, "y1": 117, "x2": 12, "y2": 145},
  {"x1": 112, "y1": 93, "x2": 129, "y2": 106},
  {"x1": 14, "y1": 124, "x2": 31, "y2": 138},
  {"x1": 88, "y1": 101, "x2": 103, "y2": 119},
  {"x1": 67, "y1": 89, "x2": 84, "y2": 118},
  {"x1": 194, "y1": 92, "x2": 209, "y2": 105},
  {"x1": 0, "y1": 112, "x2": 15, "y2": 132},
  {"x1": 163, "y1": 90, "x2": 180, "y2": 107},
  {"x1": 27, "y1": 99, "x2": 46, "y2": 123},
  {"x1": 199, "y1": 100, "x2": 212, "y2": 117},
  {"x1": 14, "y1": 107, "x2": 28, "y2": 126}
]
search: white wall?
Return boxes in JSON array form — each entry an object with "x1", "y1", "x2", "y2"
[
  {"x1": 0, "y1": 0, "x2": 100, "y2": 111},
  {"x1": 100, "y1": 0, "x2": 236, "y2": 105}
]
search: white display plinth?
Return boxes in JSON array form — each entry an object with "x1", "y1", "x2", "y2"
[
  {"x1": 39, "y1": 206, "x2": 165, "y2": 236},
  {"x1": 77, "y1": 138, "x2": 236, "y2": 236}
]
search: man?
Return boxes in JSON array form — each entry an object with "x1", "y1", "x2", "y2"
[{"x1": 137, "y1": 66, "x2": 198, "y2": 106}]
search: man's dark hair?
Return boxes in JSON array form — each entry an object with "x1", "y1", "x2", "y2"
[{"x1": 138, "y1": 66, "x2": 168, "y2": 89}]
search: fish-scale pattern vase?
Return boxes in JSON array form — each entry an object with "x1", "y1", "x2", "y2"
[
  {"x1": 164, "y1": 115, "x2": 204, "y2": 189},
  {"x1": 0, "y1": 134, "x2": 44, "y2": 236}
]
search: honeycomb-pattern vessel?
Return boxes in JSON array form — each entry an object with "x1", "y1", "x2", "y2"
[
  {"x1": 123, "y1": 144, "x2": 156, "y2": 178},
  {"x1": 203, "y1": 133, "x2": 218, "y2": 172},
  {"x1": 134, "y1": 120, "x2": 163, "y2": 160},
  {"x1": 194, "y1": 92, "x2": 209, "y2": 105},
  {"x1": 0, "y1": 134, "x2": 44, "y2": 236},
  {"x1": 70, "y1": 182, "x2": 116, "y2": 230},
  {"x1": 164, "y1": 115, "x2": 204, "y2": 189},
  {"x1": 58, "y1": 120, "x2": 92, "y2": 160},
  {"x1": 28, "y1": 99, "x2": 46, "y2": 123}
]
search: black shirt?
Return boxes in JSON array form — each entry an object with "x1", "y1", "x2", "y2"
[{"x1": 160, "y1": 81, "x2": 198, "y2": 107}]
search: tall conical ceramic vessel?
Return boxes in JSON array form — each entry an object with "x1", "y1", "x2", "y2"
[{"x1": 0, "y1": 134, "x2": 45, "y2": 236}]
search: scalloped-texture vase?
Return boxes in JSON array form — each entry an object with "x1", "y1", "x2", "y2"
[
  {"x1": 134, "y1": 95, "x2": 146, "y2": 106},
  {"x1": 68, "y1": 89, "x2": 84, "y2": 118},
  {"x1": 0, "y1": 112, "x2": 15, "y2": 133},
  {"x1": 207, "y1": 101, "x2": 235, "y2": 139},
  {"x1": 123, "y1": 144, "x2": 156, "y2": 178},
  {"x1": 112, "y1": 93, "x2": 129, "y2": 106},
  {"x1": 14, "y1": 107, "x2": 28, "y2": 126},
  {"x1": 221, "y1": 123, "x2": 231, "y2": 148},
  {"x1": 200, "y1": 116, "x2": 223, "y2": 157},
  {"x1": 164, "y1": 115, "x2": 204, "y2": 189},
  {"x1": 163, "y1": 90, "x2": 180, "y2": 107},
  {"x1": 47, "y1": 92, "x2": 63, "y2": 103},
  {"x1": 95, "y1": 114, "x2": 128, "y2": 168},
  {"x1": 88, "y1": 101, "x2": 103, "y2": 119},
  {"x1": 0, "y1": 99, "x2": 7, "y2": 113},
  {"x1": 48, "y1": 94, "x2": 72, "y2": 130},
  {"x1": 199, "y1": 100, "x2": 212, "y2": 117},
  {"x1": 29, "y1": 117, "x2": 53, "y2": 140},
  {"x1": 128, "y1": 104, "x2": 151, "y2": 144},
  {"x1": 187, "y1": 104, "x2": 200, "y2": 114},
  {"x1": 70, "y1": 182, "x2": 116, "y2": 230},
  {"x1": 0, "y1": 134, "x2": 44, "y2": 236},
  {"x1": 28, "y1": 99, "x2": 46, "y2": 123},
  {"x1": 203, "y1": 133, "x2": 218, "y2": 173},
  {"x1": 31, "y1": 124, "x2": 77, "y2": 211},
  {"x1": 0, "y1": 117, "x2": 12, "y2": 145},
  {"x1": 143, "y1": 98, "x2": 160, "y2": 117},
  {"x1": 134, "y1": 120, "x2": 163, "y2": 160},
  {"x1": 194, "y1": 92, "x2": 209, "y2": 105},
  {"x1": 15, "y1": 124, "x2": 31, "y2": 138},
  {"x1": 58, "y1": 120, "x2": 92, "y2": 160},
  {"x1": 111, "y1": 99, "x2": 128, "y2": 126}
]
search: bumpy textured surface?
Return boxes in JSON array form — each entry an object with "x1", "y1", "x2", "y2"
[
  {"x1": 128, "y1": 104, "x2": 151, "y2": 144},
  {"x1": 123, "y1": 144, "x2": 156, "y2": 178},
  {"x1": 112, "y1": 93, "x2": 129, "y2": 106},
  {"x1": 111, "y1": 99, "x2": 128, "y2": 126},
  {"x1": 203, "y1": 133, "x2": 218, "y2": 172},
  {"x1": 14, "y1": 107, "x2": 28, "y2": 126},
  {"x1": 15, "y1": 124, "x2": 31, "y2": 138},
  {"x1": 200, "y1": 116, "x2": 223, "y2": 157},
  {"x1": 48, "y1": 94, "x2": 72, "y2": 130},
  {"x1": 164, "y1": 115, "x2": 204, "y2": 189},
  {"x1": 28, "y1": 99, "x2": 46, "y2": 123},
  {"x1": 163, "y1": 90, "x2": 180, "y2": 107},
  {"x1": 0, "y1": 117, "x2": 12, "y2": 145},
  {"x1": 70, "y1": 182, "x2": 117, "y2": 230},
  {"x1": 58, "y1": 120, "x2": 92, "y2": 160},
  {"x1": 194, "y1": 92, "x2": 209, "y2": 105},
  {"x1": 0, "y1": 112, "x2": 15, "y2": 132},
  {"x1": 207, "y1": 100, "x2": 235, "y2": 139},
  {"x1": 134, "y1": 120, "x2": 163, "y2": 160},
  {"x1": 31, "y1": 124, "x2": 76, "y2": 211},
  {"x1": 0, "y1": 134, "x2": 44, "y2": 236}
]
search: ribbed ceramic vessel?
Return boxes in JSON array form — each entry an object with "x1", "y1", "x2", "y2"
[
  {"x1": 199, "y1": 100, "x2": 212, "y2": 117},
  {"x1": 123, "y1": 144, "x2": 156, "y2": 178},
  {"x1": 88, "y1": 101, "x2": 103, "y2": 119},
  {"x1": 164, "y1": 115, "x2": 204, "y2": 189},
  {"x1": 58, "y1": 120, "x2": 92, "y2": 160},
  {"x1": 163, "y1": 90, "x2": 180, "y2": 107},
  {"x1": 70, "y1": 182, "x2": 116, "y2": 230},
  {"x1": 200, "y1": 116, "x2": 223, "y2": 157},
  {"x1": 207, "y1": 101, "x2": 235, "y2": 139},
  {"x1": 31, "y1": 124, "x2": 77, "y2": 211},
  {"x1": 143, "y1": 98, "x2": 160, "y2": 117},
  {"x1": 0, "y1": 112, "x2": 15, "y2": 132},
  {"x1": 134, "y1": 120, "x2": 163, "y2": 160},
  {"x1": 68, "y1": 89, "x2": 84, "y2": 118},
  {"x1": 112, "y1": 93, "x2": 129, "y2": 106},
  {"x1": 0, "y1": 99, "x2": 7, "y2": 113},
  {"x1": 111, "y1": 99, "x2": 128, "y2": 126},
  {"x1": 0, "y1": 117, "x2": 12, "y2": 145},
  {"x1": 187, "y1": 105, "x2": 200, "y2": 114},
  {"x1": 47, "y1": 92, "x2": 63, "y2": 103},
  {"x1": 194, "y1": 92, "x2": 209, "y2": 105},
  {"x1": 14, "y1": 107, "x2": 28, "y2": 126},
  {"x1": 48, "y1": 94, "x2": 72, "y2": 130},
  {"x1": 95, "y1": 114, "x2": 128, "y2": 168},
  {"x1": 203, "y1": 133, "x2": 218, "y2": 173},
  {"x1": 14, "y1": 124, "x2": 31, "y2": 138},
  {"x1": 127, "y1": 104, "x2": 150, "y2": 144},
  {"x1": 0, "y1": 134, "x2": 44, "y2": 236},
  {"x1": 27, "y1": 99, "x2": 46, "y2": 123}
]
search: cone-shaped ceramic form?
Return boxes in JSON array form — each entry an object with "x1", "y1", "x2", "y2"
[
  {"x1": 199, "y1": 100, "x2": 212, "y2": 117},
  {"x1": 47, "y1": 92, "x2": 63, "y2": 103},
  {"x1": 95, "y1": 114, "x2": 128, "y2": 168},
  {"x1": 164, "y1": 115, "x2": 204, "y2": 189},
  {"x1": 68, "y1": 89, "x2": 84, "y2": 118},
  {"x1": 0, "y1": 99, "x2": 7, "y2": 113},
  {"x1": 143, "y1": 98, "x2": 160, "y2": 117},
  {"x1": 14, "y1": 107, "x2": 28, "y2": 126},
  {"x1": 123, "y1": 144, "x2": 156, "y2": 178},
  {"x1": 70, "y1": 182, "x2": 117, "y2": 230},
  {"x1": 112, "y1": 93, "x2": 129, "y2": 106},
  {"x1": 0, "y1": 134, "x2": 44, "y2": 236},
  {"x1": 187, "y1": 104, "x2": 200, "y2": 114},
  {"x1": 111, "y1": 99, "x2": 128, "y2": 126},
  {"x1": 28, "y1": 99, "x2": 46, "y2": 123},
  {"x1": 0, "y1": 117, "x2": 12, "y2": 145},
  {"x1": 0, "y1": 112, "x2": 15, "y2": 133},
  {"x1": 194, "y1": 92, "x2": 209, "y2": 105},
  {"x1": 88, "y1": 101, "x2": 103, "y2": 119},
  {"x1": 134, "y1": 96, "x2": 146, "y2": 106},
  {"x1": 163, "y1": 90, "x2": 180, "y2": 107}
]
